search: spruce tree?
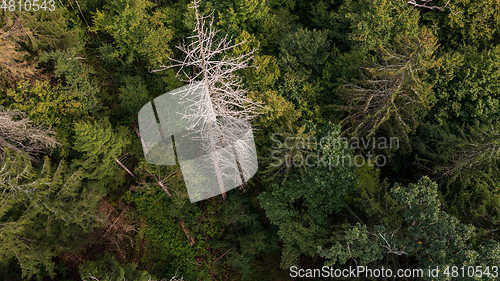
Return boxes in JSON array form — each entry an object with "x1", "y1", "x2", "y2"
[{"x1": 0, "y1": 148, "x2": 104, "y2": 280}]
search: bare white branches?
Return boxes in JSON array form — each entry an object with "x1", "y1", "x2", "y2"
[
  {"x1": 407, "y1": 0, "x2": 462, "y2": 15},
  {"x1": 150, "y1": 0, "x2": 262, "y2": 200},
  {"x1": 153, "y1": 0, "x2": 262, "y2": 126},
  {"x1": 374, "y1": 229, "x2": 407, "y2": 256},
  {"x1": 407, "y1": 0, "x2": 450, "y2": 11}
]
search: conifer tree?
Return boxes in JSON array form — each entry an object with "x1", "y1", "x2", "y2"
[
  {"x1": 73, "y1": 118, "x2": 132, "y2": 190},
  {"x1": 259, "y1": 125, "x2": 358, "y2": 268},
  {"x1": 319, "y1": 176, "x2": 500, "y2": 281},
  {"x1": 0, "y1": 149, "x2": 104, "y2": 280}
]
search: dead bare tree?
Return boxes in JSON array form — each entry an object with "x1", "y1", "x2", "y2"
[
  {"x1": 0, "y1": 106, "x2": 59, "y2": 162},
  {"x1": 152, "y1": 0, "x2": 263, "y2": 200},
  {"x1": 340, "y1": 28, "x2": 439, "y2": 151},
  {"x1": 407, "y1": 0, "x2": 461, "y2": 15}
]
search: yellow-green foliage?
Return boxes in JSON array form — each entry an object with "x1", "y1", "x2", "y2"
[
  {"x1": 7, "y1": 80, "x2": 87, "y2": 129},
  {"x1": 92, "y1": 0, "x2": 174, "y2": 68},
  {"x1": 442, "y1": 0, "x2": 500, "y2": 48}
]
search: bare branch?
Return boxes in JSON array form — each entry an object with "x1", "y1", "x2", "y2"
[
  {"x1": 150, "y1": 0, "x2": 263, "y2": 201},
  {"x1": 407, "y1": 0, "x2": 462, "y2": 15}
]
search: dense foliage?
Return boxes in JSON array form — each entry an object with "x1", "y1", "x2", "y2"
[{"x1": 1, "y1": 0, "x2": 500, "y2": 280}]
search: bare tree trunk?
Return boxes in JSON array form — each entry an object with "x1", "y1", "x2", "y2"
[
  {"x1": 201, "y1": 54, "x2": 226, "y2": 199},
  {"x1": 150, "y1": 0, "x2": 263, "y2": 202},
  {"x1": 115, "y1": 158, "x2": 135, "y2": 177},
  {"x1": 207, "y1": 117, "x2": 227, "y2": 199}
]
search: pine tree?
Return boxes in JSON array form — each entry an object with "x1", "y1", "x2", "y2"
[
  {"x1": 91, "y1": 0, "x2": 175, "y2": 68},
  {"x1": 337, "y1": 0, "x2": 440, "y2": 151}
]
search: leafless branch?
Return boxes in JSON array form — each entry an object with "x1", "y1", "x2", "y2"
[
  {"x1": 151, "y1": 0, "x2": 263, "y2": 199},
  {"x1": 407, "y1": 0, "x2": 461, "y2": 15}
]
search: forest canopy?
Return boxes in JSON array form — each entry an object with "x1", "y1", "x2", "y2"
[{"x1": 1, "y1": 0, "x2": 500, "y2": 280}]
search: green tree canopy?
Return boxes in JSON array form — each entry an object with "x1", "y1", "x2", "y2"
[
  {"x1": 91, "y1": 0, "x2": 174, "y2": 68},
  {"x1": 259, "y1": 124, "x2": 358, "y2": 267},
  {"x1": 0, "y1": 149, "x2": 104, "y2": 280}
]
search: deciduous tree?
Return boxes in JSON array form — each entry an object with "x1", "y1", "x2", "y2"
[{"x1": 259, "y1": 125, "x2": 358, "y2": 267}]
